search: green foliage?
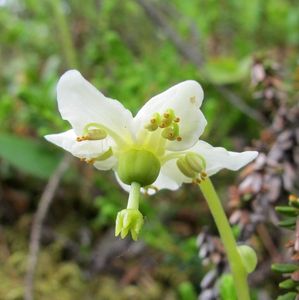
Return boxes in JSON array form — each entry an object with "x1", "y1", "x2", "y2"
[
  {"x1": 219, "y1": 274, "x2": 238, "y2": 300},
  {"x1": 0, "y1": 133, "x2": 62, "y2": 179},
  {"x1": 273, "y1": 195, "x2": 299, "y2": 298},
  {"x1": 177, "y1": 281, "x2": 197, "y2": 300},
  {"x1": 204, "y1": 57, "x2": 251, "y2": 85},
  {"x1": 0, "y1": 0, "x2": 298, "y2": 298}
]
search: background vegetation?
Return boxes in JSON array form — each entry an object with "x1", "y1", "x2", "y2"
[{"x1": 0, "y1": 0, "x2": 298, "y2": 299}]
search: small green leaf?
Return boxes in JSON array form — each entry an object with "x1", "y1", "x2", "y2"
[
  {"x1": 277, "y1": 292, "x2": 297, "y2": 300},
  {"x1": 272, "y1": 264, "x2": 298, "y2": 274},
  {"x1": 278, "y1": 218, "x2": 297, "y2": 229},
  {"x1": 279, "y1": 279, "x2": 296, "y2": 289},
  {"x1": 275, "y1": 206, "x2": 298, "y2": 217}
]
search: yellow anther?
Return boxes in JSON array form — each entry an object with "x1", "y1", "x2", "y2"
[
  {"x1": 176, "y1": 136, "x2": 182, "y2": 141},
  {"x1": 159, "y1": 118, "x2": 172, "y2": 128},
  {"x1": 192, "y1": 178, "x2": 202, "y2": 184},
  {"x1": 80, "y1": 157, "x2": 95, "y2": 164},
  {"x1": 80, "y1": 148, "x2": 113, "y2": 165},
  {"x1": 145, "y1": 113, "x2": 161, "y2": 131},
  {"x1": 86, "y1": 159, "x2": 95, "y2": 164},
  {"x1": 201, "y1": 171, "x2": 207, "y2": 178},
  {"x1": 77, "y1": 136, "x2": 88, "y2": 142},
  {"x1": 196, "y1": 178, "x2": 202, "y2": 183}
]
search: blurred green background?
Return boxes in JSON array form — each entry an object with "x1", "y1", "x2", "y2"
[{"x1": 0, "y1": 0, "x2": 298, "y2": 299}]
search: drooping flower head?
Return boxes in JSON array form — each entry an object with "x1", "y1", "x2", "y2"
[{"x1": 45, "y1": 70, "x2": 258, "y2": 240}]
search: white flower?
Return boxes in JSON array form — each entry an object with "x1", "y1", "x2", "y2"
[
  {"x1": 45, "y1": 70, "x2": 258, "y2": 239},
  {"x1": 45, "y1": 69, "x2": 257, "y2": 191}
]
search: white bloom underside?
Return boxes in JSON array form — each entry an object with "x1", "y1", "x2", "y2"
[{"x1": 45, "y1": 70, "x2": 258, "y2": 194}]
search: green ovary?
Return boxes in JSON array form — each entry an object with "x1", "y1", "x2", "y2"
[{"x1": 117, "y1": 149, "x2": 161, "y2": 186}]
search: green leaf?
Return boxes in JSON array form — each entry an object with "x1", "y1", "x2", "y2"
[
  {"x1": 277, "y1": 292, "x2": 297, "y2": 300},
  {"x1": 219, "y1": 274, "x2": 238, "y2": 300},
  {"x1": 275, "y1": 206, "x2": 298, "y2": 217},
  {"x1": 177, "y1": 281, "x2": 197, "y2": 300},
  {"x1": 272, "y1": 264, "x2": 298, "y2": 274},
  {"x1": 278, "y1": 218, "x2": 297, "y2": 229},
  {"x1": 0, "y1": 133, "x2": 62, "y2": 179},
  {"x1": 279, "y1": 279, "x2": 296, "y2": 289}
]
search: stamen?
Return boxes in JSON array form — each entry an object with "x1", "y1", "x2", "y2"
[
  {"x1": 78, "y1": 122, "x2": 129, "y2": 148},
  {"x1": 145, "y1": 113, "x2": 161, "y2": 131},
  {"x1": 176, "y1": 153, "x2": 208, "y2": 182},
  {"x1": 144, "y1": 108, "x2": 182, "y2": 144},
  {"x1": 177, "y1": 157, "x2": 197, "y2": 178},
  {"x1": 80, "y1": 148, "x2": 113, "y2": 165},
  {"x1": 77, "y1": 128, "x2": 107, "y2": 142}
]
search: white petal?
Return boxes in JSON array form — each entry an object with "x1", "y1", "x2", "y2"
[
  {"x1": 57, "y1": 70, "x2": 133, "y2": 143},
  {"x1": 190, "y1": 140, "x2": 258, "y2": 176},
  {"x1": 149, "y1": 171, "x2": 181, "y2": 194},
  {"x1": 158, "y1": 141, "x2": 258, "y2": 189},
  {"x1": 133, "y1": 80, "x2": 206, "y2": 151},
  {"x1": 114, "y1": 171, "x2": 179, "y2": 195},
  {"x1": 93, "y1": 156, "x2": 117, "y2": 171},
  {"x1": 45, "y1": 129, "x2": 115, "y2": 163}
]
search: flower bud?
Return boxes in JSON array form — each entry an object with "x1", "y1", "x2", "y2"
[
  {"x1": 237, "y1": 245, "x2": 257, "y2": 274},
  {"x1": 117, "y1": 149, "x2": 161, "y2": 186},
  {"x1": 115, "y1": 209, "x2": 144, "y2": 241}
]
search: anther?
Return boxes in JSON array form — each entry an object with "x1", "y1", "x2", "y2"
[
  {"x1": 174, "y1": 117, "x2": 180, "y2": 123},
  {"x1": 176, "y1": 136, "x2": 182, "y2": 141},
  {"x1": 201, "y1": 171, "x2": 207, "y2": 178},
  {"x1": 145, "y1": 113, "x2": 161, "y2": 131},
  {"x1": 196, "y1": 178, "x2": 202, "y2": 184}
]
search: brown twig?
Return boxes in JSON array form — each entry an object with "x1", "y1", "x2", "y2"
[
  {"x1": 136, "y1": 0, "x2": 268, "y2": 126},
  {"x1": 24, "y1": 155, "x2": 71, "y2": 300}
]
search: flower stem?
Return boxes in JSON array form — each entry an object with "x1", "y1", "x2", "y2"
[
  {"x1": 199, "y1": 178, "x2": 250, "y2": 300},
  {"x1": 127, "y1": 182, "x2": 141, "y2": 210}
]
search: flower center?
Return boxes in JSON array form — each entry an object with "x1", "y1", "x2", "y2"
[
  {"x1": 144, "y1": 108, "x2": 182, "y2": 142},
  {"x1": 117, "y1": 149, "x2": 161, "y2": 186}
]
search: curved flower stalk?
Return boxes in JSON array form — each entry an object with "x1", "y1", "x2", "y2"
[{"x1": 45, "y1": 70, "x2": 258, "y2": 241}]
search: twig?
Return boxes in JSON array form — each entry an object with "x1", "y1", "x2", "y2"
[
  {"x1": 136, "y1": 0, "x2": 268, "y2": 126},
  {"x1": 136, "y1": 0, "x2": 203, "y2": 68},
  {"x1": 24, "y1": 155, "x2": 71, "y2": 300}
]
